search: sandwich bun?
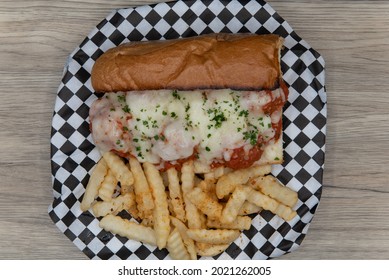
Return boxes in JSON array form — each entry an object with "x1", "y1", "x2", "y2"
[{"x1": 91, "y1": 33, "x2": 285, "y2": 93}]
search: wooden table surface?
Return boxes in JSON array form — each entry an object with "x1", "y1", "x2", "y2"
[{"x1": 1, "y1": 0, "x2": 388, "y2": 260}]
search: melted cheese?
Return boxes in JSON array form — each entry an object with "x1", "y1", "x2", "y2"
[{"x1": 89, "y1": 89, "x2": 284, "y2": 168}]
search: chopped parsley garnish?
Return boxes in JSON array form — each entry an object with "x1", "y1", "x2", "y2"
[
  {"x1": 151, "y1": 120, "x2": 158, "y2": 128},
  {"x1": 212, "y1": 111, "x2": 227, "y2": 128},
  {"x1": 117, "y1": 95, "x2": 126, "y2": 103},
  {"x1": 142, "y1": 120, "x2": 149, "y2": 128},
  {"x1": 243, "y1": 130, "x2": 259, "y2": 146},
  {"x1": 122, "y1": 105, "x2": 130, "y2": 113},
  {"x1": 239, "y1": 110, "x2": 249, "y2": 118},
  {"x1": 205, "y1": 146, "x2": 211, "y2": 152},
  {"x1": 172, "y1": 90, "x2": 180, "y2": 100}
]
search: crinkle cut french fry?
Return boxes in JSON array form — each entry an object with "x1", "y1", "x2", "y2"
[
  {"x1": 216, "y1": 165, "x2": 271, "y2": 199},
  {"x1": 166, "y1": 167, "x2": 186, "y2": 223},
  {"x1": 207, "y1": 216, "x2": 252, "y2": 231},
  {"x1": 80, "y1": 158, "x2": 108, "y2": 212},
  {"x1": 92, "y1": 193, "x2": 134, "y2": 217},
  {"x1": 186, "y1": 229, "x2": 240, "y2": 245},
  {"x1": 249, "y1": 175, "x2": 298, "y2": 207},
  {"x1": 238, "y1": 201, "x2": 262, "y2": 216},
  {"x1": 181, "y1": 160, "x2": 202, "y2": 229},
  {"x1": 204, "y1": 166, "x2": 224, "y2": 182},
  {"x1": 186, "y1": 187, "x2": 223, "y2": 220},
  {"x1": 103, "y1": 151, "x2": 134, "y2": 186},
  {"x1": 98, "y1": 169, "x2": 118, "y2": 201},
  {"x1": 198, "y1": 179, "x2": 218, "y2": 201},
  {"x1": 170, "y1": 216, "x2": 197, "y2": 260},
  {"x1": 121, "y1": 184, "x2": 140, "y2": 219},
  {"x1": 196, "y1": 242, "x2": 230, "y2": 257},
  {"x1": 220, "y1": 186, "x2": 252, "y2": 224},
  {"x1": 140, "y1": 217, "x2": 154, "y2": 227},
  {"x1": 129, "y1": 157, "x2": 154, "y2": 220},
  {"x1": 193, "y1": 160, "x2": 211, "y2": 174},
  {"x1": 99, "y1": 214, "x2": 157, "y2": 246},
  {"x1": 246, "y1": 189, "x2": 297, "y2": 221},
  {"x1": 143, "y1": 162, "x2": 170, "y2": 249},
  {"x1": 167, "y1": 228, "x2": 191, "y2": 260}
]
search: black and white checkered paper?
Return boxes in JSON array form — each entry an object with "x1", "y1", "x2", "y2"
[{"x1": 49, "y1": 0, "x2": 326, "y2": 260}]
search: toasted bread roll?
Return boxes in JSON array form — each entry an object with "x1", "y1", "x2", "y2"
[{"x1": 91, "y1": 33, "x2": 284, "y2": 92}]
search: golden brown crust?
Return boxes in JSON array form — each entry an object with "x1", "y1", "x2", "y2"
[{"x1": 91, "y1": 33, "x2": 284, "y2": 93}]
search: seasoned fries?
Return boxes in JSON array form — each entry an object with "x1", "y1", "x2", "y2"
[
  {"x1": 196, "y1": 242, "x2": 230, "y2": 257},
  {"x1": 97, "y1": 169, "x2": 118, "y2": 201},
  {"x1": 143, "y1": 162, "x2": 170, "y2": 249},
  {"x1": 220, "y1": 186, "x2": 252, "y2": 224},
  {"x1": 81, "y1": 151, "x2": 299, "y2": 259},
  {"x1": 80, "y1": 158, "x2": 108, "y2": 212},
  {"x1": 166, "y1": 168, "x2": 186, "y2": 223},
  {"x1": 249, "y1": 175, "x2": 298, "y2": 207},
  {"x1": 187, "y1": 229, "x2": 240, "y2": 245},
  {"x1": 103, "y1": 151, "x2": 134, "y2": 186},
  {"x1": 170, "y1": 216, "x2": 197, "y2": 260},
  {"x1": 92, "y1": 193, "x2": 134, "y2": 217},
  {"x1": 129, "y1": 157, "x2": 154, "y2": 220},
  {"x1": 186, "y1": 187, "x2": 223, "y2": 220},
  {"x1": 167, "y1": 228, "x2": 191, "y2": 260},
  {"x1": 216, "y1": 165, "x2": 271, "y2": 199},
  {"x1": 247, "y1": 190, "x2": 297, "y2": 221},
  {"x1": 181, "y1": 161, "x2": 202, "y2": 229},
  {"x1": 99, "y1": 214, "x2": 157, "y2": 246},
  {"x1": 207, "y1": 215, "x2": 252, "y2": 231}
]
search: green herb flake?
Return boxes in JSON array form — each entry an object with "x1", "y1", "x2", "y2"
[
  {"x1": 172, "y1": 90, "x2": 180, "y2": 100},
  {"x1": 212, "y1": 112, "x2": 227, "y2": 128},
  {"x1": 117, "y1": 95, "x2": 126, "y2": 103},
  {"x1": 239, "y1": 110, "x2": 249, "y2": 118},
  {"x1": 122, "y1": 105, "x2": 130, "y2": 113},
  {"x1": 243, "y1": 130, "x2": 258, "y2": 146}
]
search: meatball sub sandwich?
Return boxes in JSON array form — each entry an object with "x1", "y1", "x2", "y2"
[{"x1": 89, "y1": 33, "x2": 289, "y2": 172}]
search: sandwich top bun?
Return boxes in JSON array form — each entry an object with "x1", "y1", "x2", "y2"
[{"x1": 91, "y1": 33, "x2": 284, "y2": 93}]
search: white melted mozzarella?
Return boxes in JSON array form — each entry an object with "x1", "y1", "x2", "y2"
[{"x1": 89, "y1": 89, "x2": 281, "y2": 168}]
